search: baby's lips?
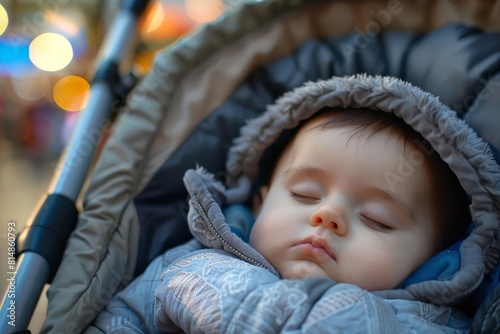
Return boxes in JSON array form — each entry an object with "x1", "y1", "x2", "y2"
[{"x1": 295, "y1": 236, "x2": 336, "y2": 260}]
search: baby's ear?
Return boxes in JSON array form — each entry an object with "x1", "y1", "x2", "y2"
[{"x1": 252, "y1": 185, "x2": 269, "y2": 217}]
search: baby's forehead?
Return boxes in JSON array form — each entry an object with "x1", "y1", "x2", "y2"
[{"x1": 298, "y1": 109, "x2": 430, "y2": 153}]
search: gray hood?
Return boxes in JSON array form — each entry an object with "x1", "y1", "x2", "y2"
[{"x1": 224, "y1": 74, "x2": 500, "y2": 305}]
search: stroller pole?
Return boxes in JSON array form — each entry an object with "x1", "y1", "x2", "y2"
[{"x1": 0, "y1": 0, "x2": 149, "y2": 332}]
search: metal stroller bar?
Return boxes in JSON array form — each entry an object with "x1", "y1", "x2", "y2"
[{"x1": 0, "y1": 0, "x2": 150, "y2": 332}]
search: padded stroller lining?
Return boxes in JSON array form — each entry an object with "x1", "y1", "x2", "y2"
[
  {"x1": 465, "y1": 72, "x2": 500, "y2": 159},
  {"x1": 134, "y1": 23, "x2": 500, "y2": 274}
]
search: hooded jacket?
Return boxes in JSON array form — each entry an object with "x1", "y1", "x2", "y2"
[
  {"x1": 91, "y1": 75, "x2": 499, "y2": 334},
  {"x1": 221, "y1": 74, "x2": 500, "y2": 305}
]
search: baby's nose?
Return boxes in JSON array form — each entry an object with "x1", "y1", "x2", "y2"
[{"x1": 310, "y1": 205, "x2": 347, "y2": 236}]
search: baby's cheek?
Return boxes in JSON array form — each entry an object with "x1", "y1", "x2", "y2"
[
  {"x1": 250, "y1": 210, "x2": 285, "y2": 246},
  {"x1": 249, "y1": 220, "x2": 268, "y2": 252},
  {"x1": 362, "y1": 252, "x2": 414, "y2": 290},
  {"x1": 250, "y1": 216, "x2": 287, "y2": 268}
]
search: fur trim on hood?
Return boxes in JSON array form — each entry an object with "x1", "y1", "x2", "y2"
[{"x1": 225, "y1": 74, "x2": 500, "y2": 305}]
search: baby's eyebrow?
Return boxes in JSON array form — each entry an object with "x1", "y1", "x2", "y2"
[{"x1": 283, "y1": 166, "x2": 326, "y2": 179}]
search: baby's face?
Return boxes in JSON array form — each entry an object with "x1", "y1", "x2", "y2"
[{"x1": 250, "y1": 115, "x2": 440, "y2": 290}]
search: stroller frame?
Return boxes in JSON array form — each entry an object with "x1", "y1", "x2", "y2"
[{"x1": 0, "y1": 0, "x2": 149, "y2": 332}]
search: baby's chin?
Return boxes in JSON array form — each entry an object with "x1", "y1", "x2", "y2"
[
  {"x1": 278, "y1": 263, "x2": 402, "y2": 291},
  {"x1": 279, "y1": 262, "x2": 332, "y2": 280}
]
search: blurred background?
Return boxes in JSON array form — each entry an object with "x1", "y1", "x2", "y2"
[{"x1": 0, "y1": 0, "x2": 256, "y2": 331}]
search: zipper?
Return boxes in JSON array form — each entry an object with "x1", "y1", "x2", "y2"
[{"x1": 186, "y1": 181, "x2": 270, "y2": 271}]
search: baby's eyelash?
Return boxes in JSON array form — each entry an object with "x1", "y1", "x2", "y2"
[
  {"x1": 290, "y1": 192, "x2": 320, "y2": 202},
  {"x1": 360, "y1": 215, "x2": 394, "y2": 232}
]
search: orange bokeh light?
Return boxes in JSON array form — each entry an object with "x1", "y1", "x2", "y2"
[
  {"x1": 185, "y1": 0, "x2": 223, "y2": 23},
  {"x1": 139, "y1": 1, "x2": 195, "y2": 41},
  {"x1": 53, "y1": 75, "x2": 90, "y2": 112}
]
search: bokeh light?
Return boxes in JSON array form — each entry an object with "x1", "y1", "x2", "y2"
[
  {"x1": 12, "y1": 73, "x2": 51, "y2": 101},
  {"x1": 53, "y1": 75, "x2": 90, "y2": 112},
  {"x1": 29, "y1": 33, "x2": 73, "y2": 72},
  {"x1": 140, "y1": 1, "x2": 194, "y2": 41},
  {"x1": 0, "y1": 5, "x2": 8, "y2": 36},
  {"x1": 185, "y1": 0, "x2": 223, "y2": 23},
  {"x1": 45, "y1": 11, "x2": 79, "y2": 36},
  {"x1": 144, "y1": 2, "x2": 164, "y2": 33}
]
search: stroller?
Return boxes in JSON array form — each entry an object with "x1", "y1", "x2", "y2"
[{"x1": 2, "y1": 0, "x2": 500, "y2": 332}]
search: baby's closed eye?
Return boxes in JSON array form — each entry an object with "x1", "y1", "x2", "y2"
[{"x1": 359, "y1": 214, "x2": 395, "y2": 232}]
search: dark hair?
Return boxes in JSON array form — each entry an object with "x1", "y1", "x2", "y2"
[{"x1": 258, "y1": 107, "x2": 470, "y2": 249}]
